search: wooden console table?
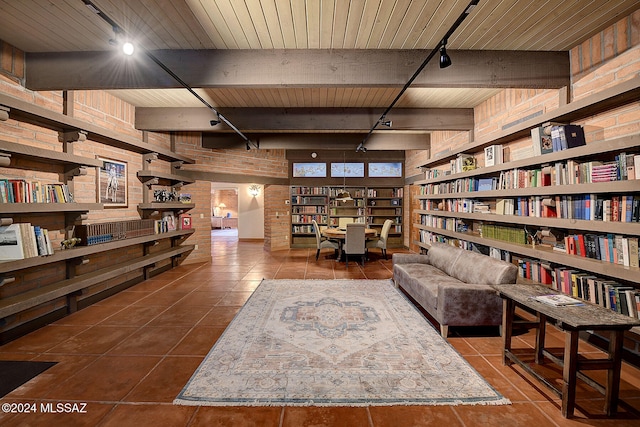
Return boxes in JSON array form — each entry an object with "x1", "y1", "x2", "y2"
[{"x1": 492, "y1": 283, "x2": 640, "y2": 418}]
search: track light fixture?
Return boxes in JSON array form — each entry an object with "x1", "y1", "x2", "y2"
[
  {"x1": 82, "y1": 0, "x2": 257, "y2": 149},
  {"x1": 380, "y1": 117, "x2": 392, "y2": 127},
  {"x1": 210, "y1": 114, "x2": 221, "y2": 126},
  {"x1": 439, "y1": 41, "x2": 451, "y2": 69},
  {"x1": 356, "y1": 0, "x2": 480, "y2": 152}
]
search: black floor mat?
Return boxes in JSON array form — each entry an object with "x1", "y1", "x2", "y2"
[{"x1": 0, "y1": 360, "x2": 57, "y2": 397}]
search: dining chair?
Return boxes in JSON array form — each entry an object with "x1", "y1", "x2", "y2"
[
  {"x1": 344, "y1": 223, "x2": 366, "y2": 266},
  {"x1": 366, "y1": 219, "x2": 393, "y2": 259},
  {"x1": 312, "y1": 219, "x2": 339, "y2": 261}
]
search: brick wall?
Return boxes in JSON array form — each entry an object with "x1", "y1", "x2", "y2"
[{"x1": 264, "y1": 184, "x2": 291, "y2": 251}]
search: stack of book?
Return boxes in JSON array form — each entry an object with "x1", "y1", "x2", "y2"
[
  {"x1": 74, "y1": 219, "x2": 156, "y2": 245},
  {"x1": 0, "y1": 221, "x2": 55, "y2": 260}
]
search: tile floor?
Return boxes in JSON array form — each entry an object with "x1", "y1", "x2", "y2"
[{"x1": 0, "y1": 231, "x2": 639, "y2": 426}]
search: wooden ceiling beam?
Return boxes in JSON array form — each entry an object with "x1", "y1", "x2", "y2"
[
  {"x1": 135, "y1": 107, "x2": 473, "y2": 132},
  {"x1": 202, "y1": 133, "x2": 430, "y2": 151},
  {"x1": 25, "y1": 49, "x2": 569, "y2": 91}
]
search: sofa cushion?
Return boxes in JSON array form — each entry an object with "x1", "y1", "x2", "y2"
[
  {"x1": 394, "y1": 263, "x2": 464, "y2": 312},
  {"x1": 450, "y1": 250, "x2": 517, "y2": 285},
  {"x1": 426, "y1": 242, "x2": 463, "y2": 277}
]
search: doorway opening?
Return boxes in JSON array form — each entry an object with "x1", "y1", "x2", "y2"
[{"x1": 211, "y1": 186, "x2": 239, "y2": 239}]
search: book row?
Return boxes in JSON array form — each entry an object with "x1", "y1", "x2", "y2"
[
  {"x1": 419, "y1": 154, "x2": 639, "y2": 195},
  {"x1": 290, "y1": 186, "x2": 329, "y2": 195},
  {"x1": 292, "y1": 206, "x2": 327, "y2": 214},
  {"x1": 419, "y1": 194, "x2": 640, "y2": 223},
  {"x1": 0, "y1": 180, "x2": 73, "y2": 204},
  {"x1": 556, "y1": 233, "x2": 639, "y2": 268},
  {"x1": 0, "y1": 222, "x2": 55, "y2": 260},
  {"x1": 519, "y1": 258, "x2": 640, "y2": 319},
  {"x1": 291, "y1": 214, "x2": 328, "y2": 224},
  {"x1": 74, "y1": 219, "x2": 157, "y2": 245}
]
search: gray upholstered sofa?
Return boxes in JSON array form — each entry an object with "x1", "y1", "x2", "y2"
[{"x1": 392, "y1": 242, "x2": 518, "y2": 337}]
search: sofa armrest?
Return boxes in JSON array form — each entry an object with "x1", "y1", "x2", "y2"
[
  {"x1": 436, "y1": 283, "x2": 504, "y2": 326},
  {"x1": 392, "y1": 253, "x2": 430, "y2": 265}
]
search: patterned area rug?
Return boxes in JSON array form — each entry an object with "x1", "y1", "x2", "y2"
[{"x1": 174, "y1": 279, "x2": 510, "y2": 407}]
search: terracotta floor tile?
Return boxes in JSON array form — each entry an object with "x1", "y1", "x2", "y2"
[
  {"x1": 170, "y1": 326, "x2": 225, "y2": 356},
  {"x1": 197, "y1": 306, "x2": 240, "y2": 326},
  {"x1": 52, "y1": 304, "x2": 125, "y2": 326},
  {"x1": 107, "y1": 326, "x2": 192, "y2": 356},
  {"x1": 463, "y1": 355, "x2": 529, "y2": 402},
  {"x1": 190, "y1": 406, "x2": 282, "y2": 427},
  {"x1": 369, "y1": 405, "x2": 463, "y2": 426},
  {"x1": 146, "y1": 305, "x2": 211, "y2": 327},
  {"x1": 453, "y1": 401, "x2": 556, "y2": 426},
  {"x1": 0, "y1": 402, "x2": 115, "y2": 427},
  {"x1": 0, "y1": 324, "x2": 88, "y2": 353},
  {"x1": 45, "y1": 325, "x2": 137, "y2": 355},
  {"x1": 98, "y1": 404, "x2": 197, "y2": 427},
  {"x1": 282, "y1": 406, "x2": 371, "y2": 427},
  {"x1": 45, "y1": 355, "x2": 161, "y2": 401},
  {"x1": 124, "y1": 356, "x2": 203, "y2": 402},
  {"x1": 133, "y1": 290, "x2": 193, "y2": 307},
  {"x1": 98, "y1": 304, "x2": 168, "y2": 326},
  {"x1": 9, "y1": 354, "x2": 98, "y2": 398}
]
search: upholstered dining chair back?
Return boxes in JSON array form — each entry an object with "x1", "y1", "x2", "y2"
[
  {"x1": 367, "y1": 219, "x2": 393, "y2": 259},
  {"x1": 313, "y1": 219, "x2": 339, "y2": 261},
  {"x1": 344, "y1": 222, "x2": 366, "y2": 266}
]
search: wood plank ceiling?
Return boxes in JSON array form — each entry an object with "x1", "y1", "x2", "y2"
[{"x1": 0, "y1": 0, "x2": 638, "y2": 149}]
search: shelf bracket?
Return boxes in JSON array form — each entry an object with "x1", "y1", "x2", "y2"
[
  {"x1": 0, "y1": 151, "x2": 11, "y2": 167},
  {"x1": 143, "y1": 177, "x2": 160, "y2": 187},
  {"x1": 171, "y1": 182, "x2": 184, "y2": 189},
  {"x1": 143, "y1": 152, "x2": 158, "y2": 163},
  {"x1": 0, "y1": 105, "x2": 8, "y2": 121},
  {"x1": 171, "y1": 161, "x2": 184, "y2": 170},
  {"x1": 60, "y1": 130, "x2": 87, "y2": 143},
  {"x1": 64, "y1": 166, "x2": 87, "y2": 179},
  {"x1": 0, "y1": 276, "x2": 16, "y2": 287}
]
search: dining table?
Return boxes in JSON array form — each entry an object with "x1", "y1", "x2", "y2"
[{"x1": 322, "y1": 227, "x2": 378, "y2": 261}]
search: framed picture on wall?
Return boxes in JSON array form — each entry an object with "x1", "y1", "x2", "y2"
[{"x1": 96, "y1": 157, "x2": 128, "y2": 207}]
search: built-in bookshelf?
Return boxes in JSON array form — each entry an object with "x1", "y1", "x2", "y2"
[
  {"x1": 411, "y1": 78, "x2": 640, "y2": 325},
  {"x1": 0, "y1": 93, "x2": 196, "y2": 344},
  {"x1": 290, "y1": 186, "x2": 330, "y2": 247},
  {"x1": 290, "y1": 185, "x2": 404, "y2": 248}
]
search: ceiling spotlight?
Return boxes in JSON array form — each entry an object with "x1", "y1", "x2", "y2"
[
  {"x1": 122, "y1": 41, "x2": 134, "y2": 56},
  {"x1": 380, "y1": 119, "x2": 392, "y2": 127},
  {"x1": 356, "y1": 143, "x2": 367, "y2": 153},
  {"x1": 210, "y1": 117, "x2": 220, "y2": 126},
  {"x1": 439, "y1": 43, "x2": 452, "y2": 69}
]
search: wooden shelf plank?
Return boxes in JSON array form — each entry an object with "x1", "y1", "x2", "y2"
[
  {"x1": 0, "y1": 93, "x2": 195, "y2": 164},
  {"x1": 0, "y1": 245, "x2": 194, "y2": 319},
  {"x1": 0, "y1": 139, "x2": 103, "y2": 168},
  {"x1": 416, "y1": 209, "x2": 640, "y2": 236},
  {"x1": 415, "y1": 225, "x2": 639, "y2": 283},
  {"x1": 0, "y1": 229, "x2": 194, "y2": 274},
  {"x1": 136, "y1": 170, "x2": 195, "y2": 186},
  {"x1": 416, "y1": 180, "x2": 640, "y2": 199},
  {"x1": 0, "y1": 203, "x2": 103, "y2": 214},
  {"x1": 416, "y1": 134, "x2": 640, "y2": 185},
  {"x1": 419, "y1": 76, "x2": 640, "y2": 169},
  {"x1": 137, "y1": 203, "x2": 195, "y2": 211}
]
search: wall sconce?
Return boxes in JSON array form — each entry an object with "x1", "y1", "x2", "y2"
[{"x1": 248, "y1": 184, "x2": 261, "y2": 197}]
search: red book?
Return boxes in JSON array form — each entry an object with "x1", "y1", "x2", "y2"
[
  {"x1": 611, "y1": 196, "x2": 620, "y2": 221},
  {"x1": 577, "y1": 234, "x2": 586, "y2": 257}
]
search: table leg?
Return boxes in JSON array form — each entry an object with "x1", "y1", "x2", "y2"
[
  {"x1": 562, "y1": 330, "x2": 579, "y2": 418},
  {"x1": 535, "y1": 313, "x2": 546, "y2": 364},
  {"x1": 502, "y1": 298, "x2": 514, "y2": 366},
  {"x1": 604, "y1": 330, "x2": 624, "y2": 416}
]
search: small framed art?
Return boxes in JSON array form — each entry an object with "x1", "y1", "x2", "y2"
[{"x1": 97, "y1": 157, "x2": 128, "y2": 207}]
